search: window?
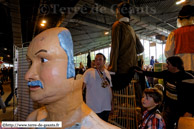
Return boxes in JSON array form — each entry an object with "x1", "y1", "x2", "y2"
[
  {"x1": 104, "y1": 48, "x2": 109, "y2": 63},
  {"x1": 156, "y1": 43, "x2": 163, "y2": 63},
  {"x1": 90, "y1": 51, "x2": 95, "y2": 61},
  {"x1": 143, "y1": 39, "x2": 150, "y2": 65},
  {"x1": 73, "y1": 39, "x2": 167, "y2": 68}
]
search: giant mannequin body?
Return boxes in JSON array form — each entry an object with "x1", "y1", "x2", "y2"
[
  {"x1": 108, "y1": 2, "x2": 142, "y2": 90},
  {"x1": 25, "y1": 27, "x2": 120, "y2": 129},
  {"x1": 165, "y1": 5, "x2": 194, "y2": 71},
  {"x1": 108, "y1": 3, "x2": 138, "y2": 74}
]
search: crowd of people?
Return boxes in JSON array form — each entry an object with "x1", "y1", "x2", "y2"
[
  {"x1": 75, "y1": 3, "x2": 194, "y2": 129},
  {"x1": 1, "y1": 2, "x2": 193, "y2": 129},
  {"x1": 80, "y1": 53, "x2": 194, "y2": 129},
  {"x1": 0, "y1": 66, "x2": 13, "y2": 113}
]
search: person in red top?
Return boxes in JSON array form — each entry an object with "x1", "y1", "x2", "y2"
[{"x1": 165, "y1": 5, "x2": 194, "y2": 72}]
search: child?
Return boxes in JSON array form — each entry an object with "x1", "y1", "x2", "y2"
[
  {"x1": 154, "y1": 84, "x2": 164, "y2": 92},
  {"x1": 139, "y1": 88, "x2": 165, "y2": 129}
]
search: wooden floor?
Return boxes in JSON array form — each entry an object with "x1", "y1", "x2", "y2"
[{"x1": 0, "y1": 81, "x2": 17, "y2": 121}]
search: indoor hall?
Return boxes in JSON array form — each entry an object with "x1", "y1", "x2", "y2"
[{"x1": 0, "y1": 0, "x2": 194, "y2": 129}]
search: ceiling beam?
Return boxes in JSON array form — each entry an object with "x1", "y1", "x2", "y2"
[
  {"x1": 70, "y1": 15, "x2": 111, "y2": 30},
  {"x1": 136, "y1": 0, "x2": 168, "y2": 5},
  {"x1": 74, "y1": 36, "x2": 110, "y2": 46},
  {"x1": 56, "y1": 0, "x2": 87, "y2": 27},
  {"x1": 70, "y1": 5, "x2": 171, "y2": 37},
  {"x1": 74, "y1": 40, "x2": 111, "y2": 55}
]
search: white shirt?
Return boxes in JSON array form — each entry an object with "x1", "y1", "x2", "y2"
[
  {"x1": 83, "y1": 68, "x2": 112, "y2": 113},
  {"x1": 119, "y1": 17, "x2": 130, "y2": 22}
]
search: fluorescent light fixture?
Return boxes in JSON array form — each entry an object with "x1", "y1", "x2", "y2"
[{"x1": 176, "y1": 0, "x2": 186, "y2": 5}]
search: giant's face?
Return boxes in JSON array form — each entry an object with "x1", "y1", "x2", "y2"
[{"x1": 25, "y1": 28, "x2": 74, "y2": 104}]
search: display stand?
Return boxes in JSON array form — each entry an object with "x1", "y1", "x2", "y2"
[
  {"x1": 154, "y1": 63, "x2": 167, "y2": 85},
  {"x1": 109, "y1": 79, "x2": 139, "y2": 129}
]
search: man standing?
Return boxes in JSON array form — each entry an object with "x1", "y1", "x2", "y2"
[
  {"x1": 108, "y1": 2, "x2": 143, "y2": 90},
  {"x1": 150, "y1": 56, "x2": 155, "y2": 66},
  {"x1": 5, "y1": 67, "x2": 13, "y2": 106},
  {"x1": 83, "y1": 53, "x2": 112, "y2": 122},
  {"x1": 87, "y1": 52, "x2": 91, "y2": 69}
]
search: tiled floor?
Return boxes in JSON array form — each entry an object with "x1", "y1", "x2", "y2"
[{"x1": 0, "y1": 81, "x2": 17, "y2": 121}]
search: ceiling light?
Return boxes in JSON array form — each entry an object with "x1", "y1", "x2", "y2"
[
  {"x1": 7, "y1": 55, "x2": 10, "y2": 57},
  {"x1": 40, "y1": 19, "x2": 47, "y2": 27},
  {"x1": 176, "y1": 0, "x2": 186, "y2": 5},
  {"x1": 42, "y1": 20, "x2": 47, "y2": 23},
  {"x1": 40, "y1": 23, "x2": 45, "y2": 27},
  {"x1": 104, "y1": 31, "x2": 109, "y2": 35},
  {"x1": 4, "y1": 48, "x2": 7, "y2": 50}
]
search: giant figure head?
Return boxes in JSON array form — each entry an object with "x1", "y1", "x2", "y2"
[
  {"x1": 25, "y1": 27, "x2": 75, "y2": 104},
  {"x1": 177, "y1": 5, "x2": 194, "y2": 28},
  {"x1": 116, "y1": 2, "x2": 131, "y2": 20}
]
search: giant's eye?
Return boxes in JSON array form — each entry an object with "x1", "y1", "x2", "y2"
[
  {"x1": 28, "y1": 61, "x2": 32, "y2": 68},
  {"x1": 41, "y1": 58, "x2": 48, "y2": 63},
  {"x1": 26, "y1": 58, "x2": 32, "y2": 68}
]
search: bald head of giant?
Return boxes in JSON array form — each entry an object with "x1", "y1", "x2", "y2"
[{"x1": 25, "y1": 27, "x2": 76, "y2": 104}]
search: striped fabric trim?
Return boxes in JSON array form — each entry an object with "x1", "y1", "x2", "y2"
[
  {"x1": 166, "y1": 82, "x2": 176, "y2": 92},
  {"x1": 182, "y1": 79, "x2": 194, "y2": 84},
  {"x1": 166, "y1": 91, "x2": 178, "y2": 100}
]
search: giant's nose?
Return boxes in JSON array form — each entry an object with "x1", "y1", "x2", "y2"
[{"x1": 25, "y1": 63, "x2": 38, "y2": 82}]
